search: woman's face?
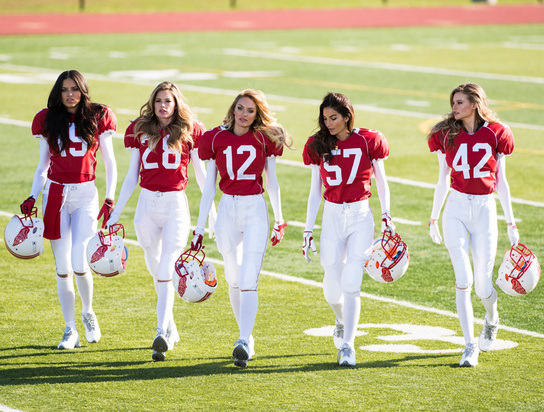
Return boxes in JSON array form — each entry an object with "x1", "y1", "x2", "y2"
[
  {"x1": 452, "y1": 92, "x2": 476, "y2": 124},
  {"x1": 61, "y1": 78, "x2": 81, "y2": 114},
  {"x1": 154, "y1": 89, "x2": 176, "y2": 127},
  {"x1": 233, "y1": 96, "x2": 257, "y2": 134},
  {"x1": 323, "y1": 107, "x2": 349, "y2": 140}
]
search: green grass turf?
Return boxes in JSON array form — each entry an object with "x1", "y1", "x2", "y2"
[{"x1": 0, "y1": 23, "x2": 543, "y2": 411}]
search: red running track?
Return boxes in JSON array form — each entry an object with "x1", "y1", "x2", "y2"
[{"x1": 0, "y1": 4, "x2": 543, "y2": 35}]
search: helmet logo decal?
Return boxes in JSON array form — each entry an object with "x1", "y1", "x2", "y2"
[
  {"x1": 90, "y1": 245, "x2": 108, "y2": 264},
  {"x1": 13, "y1": 227, "x2": 30, "y2": 246},
  {"x1": 381, "y1": 267, "x2": 394, "y2": 283}
]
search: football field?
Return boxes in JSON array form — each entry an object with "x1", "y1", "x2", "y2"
[{"x1": 1, "y1": 11, "x2": 544, "y2": 411}]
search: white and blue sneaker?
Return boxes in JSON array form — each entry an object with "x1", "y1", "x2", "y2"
[
  {"x1": 478, "y1": 320, "x2": 498, "y2": 352},
  {"x1": 57, "y1": 327, "x2": 81, "y2": 350},
  {"x1": 152, "y1": 323, "x2": 180, "y2": 361},
  {"x1": 460, "y1": 341, "x2": 479, "y2": 367},
  {"x1": 233, "y1": 339, "x2": 250, "y2": 368},
  {"x1": 337, "y1": 343, "x2": 356, "y2": 367},
  {"x1": 81, "y1": 311, "x2": 101, "y2": 343}
]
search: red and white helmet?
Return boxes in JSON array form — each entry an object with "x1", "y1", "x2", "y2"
[
  {"x1": 365, "y1": 230, "x2": 409, "y2": 283},
  {"x1": 86, "y1": 224, "x2": 128, "y2": 277},
  {"x1": 4, "y1": 209, "x2": 44, "y2": 259},
  {"x1": 496, "y1": 243, "x2": 540, "y2": 296},
  {"x1": 173, "y1": 248, "x2": 217, "y2": 303}
]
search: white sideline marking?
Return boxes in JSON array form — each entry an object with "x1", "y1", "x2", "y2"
[
  {"x1": 1, "y1": 64, "x2": 544, "y2": 131},
  {"x1": 223, "y1": 48, "x2": 544, "y2": 85}
]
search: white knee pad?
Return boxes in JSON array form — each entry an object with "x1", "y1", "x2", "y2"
[{"x1": 341, "y1": 262, "x2": 364, "y2": 294}]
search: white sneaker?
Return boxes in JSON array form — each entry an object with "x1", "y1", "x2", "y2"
[
  {"x1": 166, "y1": 322, "x2": 180, "y2": 351},
  {"x1": 460, "y1": 341, "x2": 479, "y2": 367},
  {"x1": 152, "y1": 329, "x2": 168, "y2": 362},
  {"x1": 333, "y1": 318, "x2": 344, "y2": 350},
  {"x1": 338, "y1": 343, "x2": 356, "y2": 367},
  {"x1": 479, "y1": 320, "x2": 498, "y2": 352},
  {"x1": 233, "y1": 339, "x2": 250, "y2": 368},
  {"x1": 57, "y1": 327, "x2": 81, "y2": 350},
  {"x1": 81, "y1": 312, "x2": 101, "y2": 343}
]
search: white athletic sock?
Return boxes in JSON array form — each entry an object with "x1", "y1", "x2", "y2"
[
  {"x1": 57, "y1": 274, "x2": 76, "y2": 329},
  {"x1": 229, "y1": 286, "x2": 241, "y2": 328},
  {"x1": 75, "y1": 271, "x2": 93, "y2": 314},
  {"x1": 329, "y1": 296, "x2": 344, "y2": 325},
  {"x1": 342, "y1": 292, "x2": 360, "y2": 347},
  {"x1": 239, "y1": 290, "x2": 258, "y2": 342},
  {"x1": 157, "y1": 281, "x2": 175, "y2": 333},
  {"x1": 481, "y1": 288, "x2": 499, "y2": 325},
  {"x1": 456, "y1": 288, "x2": 474, "y2": 344}
]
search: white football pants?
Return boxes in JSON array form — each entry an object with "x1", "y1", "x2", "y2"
[
  {"x1": 43, "y1": 179, "x2": 99, "y2": 275},
  {"x1": 443, "y1": 189, "x2": 498, "y2": 299},
  {"x1": 215, "y1": 194, "x2": 269, "y2": 291},
  {"x1": 320, "y1": 199, "x2": 375, "y2": 304},
  {"x1": 134, "y1": 188, "x2": 191, "y2": 282}
]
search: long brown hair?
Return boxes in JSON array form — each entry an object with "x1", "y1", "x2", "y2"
[
  {"x1": 428, "y1": 83, "x2": 500, "y2": 147},
  {"x1": 223, "y1": 89, "x2": 292, "y2": 149},
  {"x1": 134, "y1": 82, "x2": 194, "y2": 154},
  {"x1": 310, "y1": 92, "x2": 354, "y2": 163},
  {"x1": 45, "y1": 70, "x2": 105, "y2": 154}
]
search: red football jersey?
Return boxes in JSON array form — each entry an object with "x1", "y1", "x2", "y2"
[
  {"x1": 428, "y1": 122, "x2": 514, "y2": 195},
  {"x1": 32, "y1": 106, "x2": 117, "y2": 184},
  {"x1": 124, "y1": 120, "x2": 205, "y2": 192},
  {"x1": 198, "y1": 126, "x2": 283, "y2": 195},
  {"x1": 303, "y1": 128, "x2": 389, "y2": 204}
]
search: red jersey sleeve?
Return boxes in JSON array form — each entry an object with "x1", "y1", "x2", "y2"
[
  {"x1": 124, "y1": 121, "x2": 139, "y2": 150},
  {"x1": 31, "y1": 109, "x2": 48, "y2": 138},
  {"x1": 302, "y1": 136, "x2": 321, "y2": 166},
  {"x1": 198, "y1": 127, "x2": 221, "y2": 161},
  {"x1": 97, "y1": 106, "x2": 117, "y2": 138},
  {"x1": 191, "y1": 120, "x2": 206, "y2": 151},
  {"x1": 265, "y1": 135, "x2": 284, "y2": 158},
  {"x1": 428, "y1": 130, "x2": 446, "y2": 154},
  {"x1": 363, "y1": 128, "x2": 389, "y2": 161},
  {"x1": 491, "y1": 122, "x2": 515, "y2": 156}
]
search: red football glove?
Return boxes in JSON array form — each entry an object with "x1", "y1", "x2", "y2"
[
  {"x1": 190, "y1": 229, "x2": 204, "y2": 251},
  {"x1": 20, "y1": 196, "x2": 36, "y2": 216},
  {"x1": 97, "y1": 199, "x2": 115, "y2": 229},
  {"x1": 270, "y1": 221, "x2": 287, "y2": 246}
]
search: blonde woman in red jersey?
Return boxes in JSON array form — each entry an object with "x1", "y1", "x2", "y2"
[
  {"x1": 21, "y1": 70, "x2": 118, "y2": 349},
  {"x1": 302, "y1": 92, "x2": 395, "y2": 367},
  {"x1": 190, "y1": 89, "x2": 292, "y2": 368},
  {"x1": 428, "y1": 83, "x2": 519, "y2": 367},
  {"x1": 107, "y1": 82, "x2": 213, "y2": 361}
]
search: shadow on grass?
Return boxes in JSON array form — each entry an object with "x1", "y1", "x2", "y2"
[{"x1": 0, "y1": 346, "x2": 458, "y2": 386}]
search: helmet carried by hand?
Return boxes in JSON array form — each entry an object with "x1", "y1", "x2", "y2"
[
  {"x1": 173, "y1": 247, "x2": 217, "y2": 303},
  {"x1": 86, "y1": 224, "x2": 128, "y2": 277}
]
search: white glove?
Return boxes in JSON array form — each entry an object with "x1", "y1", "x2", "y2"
[
  {"x1": 381, "y1": 212, "x2": 395, "y2": 234},
  {"x1": 270, "y1": 221, "x2": 287, "y2": 246},
  {"x1": 507, "y1": 224, "x2": 520, "y2": 247},
  {"x1": 191, "y1": 227, "x2": 205, "y2": 251},
  {"x1": 429, "y1": 221, "x2": 442, "y2": 244},
  {"x1": 106, "y1": 211, "x2": 120, "y2": 228},
  {"x1": 302, "y1": 231, "x2": 317, "y2": 262}
]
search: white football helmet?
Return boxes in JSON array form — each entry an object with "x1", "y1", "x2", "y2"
[
  {"x1": 4, "y1": 209, "x2": 44, "y2": 259},
  {"x1": 173, "y1": 248, "x2": 217, "y2": 303},
  {"x1": 496, "y1": 243, "x2": 541, "y2": 296},
  {"x1": 86, "y1": 224, "x2": 128, "y2": 277},
  {"x1": 366, "y1": 230, "x2": 409, "y2": 283}
]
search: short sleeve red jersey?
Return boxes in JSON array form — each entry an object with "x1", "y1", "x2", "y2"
[
  {"x1": 303, "y1": 128, "x2": 389, "y2": 204},
  {"x1": 124, "y1": 119, "x2": 205, "y2": 192},
  {"x1": 198, "y1": 126, "x2": 283, "y2": 195},
  {"x1": 428, "y1": 122, "x2": 514, "y2": 195},
  {"x1": 31, "y1": 106, "x2": 117, "y2": 184}
]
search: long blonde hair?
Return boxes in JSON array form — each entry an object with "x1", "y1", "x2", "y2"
[
  {"x1": 223, "y1": 89, "x2": 292, "y2": 149},
  {"x1": 428, "y1": 83, "x2": 500, "y2": 147},
  {"x1": 134, "y1": 82, "x2": 194, "y2": 154}
]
